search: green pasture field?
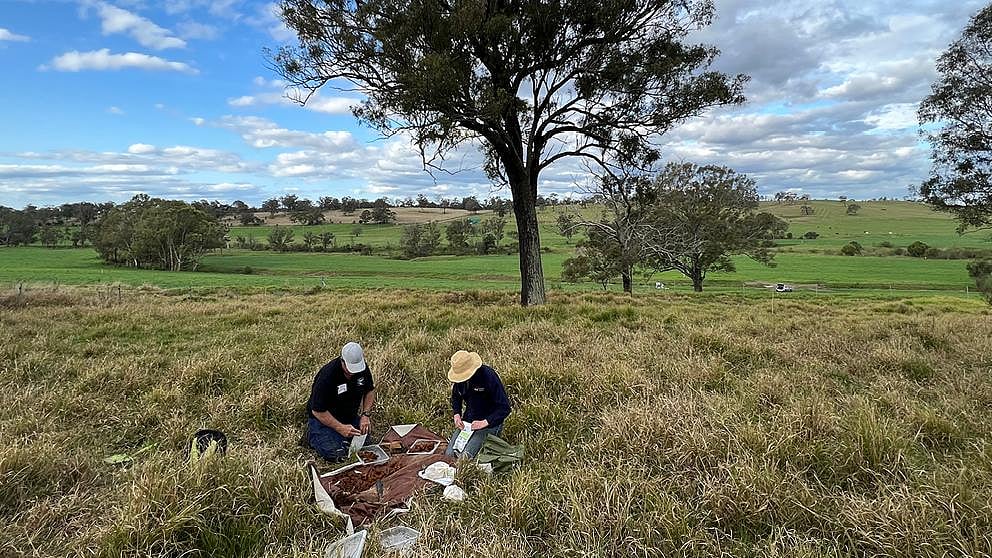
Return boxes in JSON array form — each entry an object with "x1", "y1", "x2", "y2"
[
  {"x1": 1, "y1": 201, "x2": 988, "y2": 296},
  {"x1": 0, "y1": 244, "x2": 982, "y2": 295}
]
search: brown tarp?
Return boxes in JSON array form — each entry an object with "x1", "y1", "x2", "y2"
[{"x1": 319, "y1": 452, "x2": 456, "y2": 526}]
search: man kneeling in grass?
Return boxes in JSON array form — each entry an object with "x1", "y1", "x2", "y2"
[
  {"x1": 306, "y1": 341, "x2": 376, "y2": 461},
  {"x1": 446, "y1": 350, "x2": 511, "y2": 459}
]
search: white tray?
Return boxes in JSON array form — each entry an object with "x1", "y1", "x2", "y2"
[
  {"x1": 357, "y1": 445, "x2": 389, "y2": 465},
  {"x1": 405, "y1": 439, "x2": 441, "y2": 455}
]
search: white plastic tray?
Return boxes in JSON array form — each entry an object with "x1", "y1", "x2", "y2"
[
  {"x1": 324, "y1": 530, "x2": 367, "y2": 558},
  {"x1": 379, "y1": 525, "x2": 420, "y2": 555},
  {"x1": 357, "y1": 444, "x2": 389, "y2": 465},
  {"x1": 417, "y1": 469, "x2": 454, "y2": 486}
]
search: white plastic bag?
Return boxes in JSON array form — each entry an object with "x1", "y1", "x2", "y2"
[
  {"x1": 452, "y1": 424, "x2": 473, "y2": 453},
  {"x1": 442, "y1": 485, "x2": 467, "y2": 502}
]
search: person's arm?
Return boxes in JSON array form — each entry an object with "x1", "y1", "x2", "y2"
[
  {"x1": 313, "y1": 409, "x2": 360, "y2": 437},
  {"x1": 475, "y1": 370, "x2": 510, "y2": 429},
  {"x1": 451, "y1": 383, "x2": 465, "y2": 429},
  {"x1": 358, "y1": 388, "x2": 376, "y2": 434}
]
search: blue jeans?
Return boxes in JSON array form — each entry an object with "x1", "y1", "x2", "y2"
[
  {"x1": 445, "y1": 423, "x2": 503, "y2": 459},
  {"x1": 308, "y1": 416, "x2": 360, "y2": 462}
]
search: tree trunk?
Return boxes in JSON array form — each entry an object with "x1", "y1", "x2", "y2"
[
  {"x1": 622, "y1": 269, "x2": 633, "y2": 294},
  {"x1": 510, "y1": 185, "x2": 546, "y2": 306},
  {"x1": 691, "y1": 269, "x2": 704, "y2": 292}
]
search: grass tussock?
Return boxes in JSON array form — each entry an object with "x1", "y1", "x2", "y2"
[{"x1": 2, "y1": 290, "x2": 992, "y2": 557}]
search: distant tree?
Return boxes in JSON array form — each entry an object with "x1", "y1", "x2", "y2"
[
  {"x1": 290, "y1": 206, "x2": 326, "y2": 225},
  {"x1": 918, "y1": 4, "x2": 992, "y2": 232},
  {"x1": 319, "y1": 196, "x2": 341, "y2": 210},
  {"x1": 261, "y1": 198, "x2": 281, "y2": 217},
  {"x1": 239, "y1": 212, "x2": 263, "y2": 226},
  {"x1": 341, "y1": 197, "x2": 359, "y2": 215},
  {"x1": 840, "y1": 241, "x2": 863, "y2": 256},
  {"x1": 462, "y1": 196, "x2": 482, "y2": 214},
  {"x1": 416, "y1": 194, "x2": 431, "y2": 211},
  {"x1": 477, "y1": 233, "x2": 498, "y2": 255},
  {"x1": 562, "y1": 228, "x2": 622, "y2": 291},
  {"x1": 358, "y1": 210, "x2": 372, "y2": 224},
  {"x1": 556, "y1": 213, "x2": 577, "y2": 244},
  {"x1": 446, "y1": 219, "x2": 475, "y2": 250},
  {"x1": 643, "y1": 162, "x2": 787, "y2": 292},
  {"x1": 400, "y1": 222, "x2": 442, "y2": 257},
  {"x1": 846, "y1": 203, "x2": 862, "y2": 215},
  {"x1": 482, "y1": 216, "x2": 506, "y2": 247},
  {"x1": 39, "y1": 226, "x2": 62, "y2": 248},
  {"x1": 0, "y1": 207, "x2": 38, "y2": 246},
  {"x1": 319, "y1": 231, "x2": 335, "y2": 250},
  {"x1": 93, "y1": 195, "x2": 225, "y2": 270},
  {"x1": 280, "y1": 194, "x2": 301, "y2": 212},
  {"x1": 565, "y1": 170, "x2": 659, "y2": 293},
  {"x1": 370, "y1": 199, "x2": 397, "y2": 224},
  {"x1": 802, "y1": 231, "x2": 820, "y2": 240},
  {"x1": 907, "y1": 241, "x2": 930, "y2": 258},
  {"x1": 967, "y1": 259, "x2": 992, "y2": 304},
  {"x1": 438, "y1": 197, "x2": 450, "y2": 214},
  {"x1": 800, "y1": 205, "x2": 814, "y2": 216},
  {"x1": 273, "y1": 0, "x2": 746, "y2": 306},
  {"x1": 350, "y1": 225, "x2": 362, "y2": 245},
  {"x1": 302, "y1": 231, "x2": 318, "y2": 251},
  {"x1": 267, "y1": 226, "x2": 296, "y2": 252},
  {"x1": 839, "y1": 195, "x2": 848, "y2": 204}
]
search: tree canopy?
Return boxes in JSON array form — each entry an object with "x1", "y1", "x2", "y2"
[
  {"x1": 93, "y1": 195, "x2": 225, "y2": 271},
  {"x1": 274, "y1": 0, "x2": 746, "y2": 304},
  {"x1": 643, "y1": 163, "x2": 785, "y2": 291},
  {"x1": 918, "y1": 3, "x2": 992, "y2": 232}
]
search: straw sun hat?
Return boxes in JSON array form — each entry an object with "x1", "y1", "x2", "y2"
[{"x1": 447, "y1": 350, "x2": 483, "y2": 383}]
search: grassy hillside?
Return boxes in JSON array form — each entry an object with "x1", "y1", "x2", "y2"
[
  {"x1": 761, "y1": 200, "x2": 991, "y2": 250},
  {"x1": 2, "y1": 290, "x2": 991, "y2": 557}
]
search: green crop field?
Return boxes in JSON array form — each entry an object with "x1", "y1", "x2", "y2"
[{"x1": 3, "y1": 290, "x2": 991, "y2": 557}]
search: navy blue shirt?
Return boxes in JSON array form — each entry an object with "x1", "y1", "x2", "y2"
[
  {"x1": 307, "y1": 358, "x2": 375, "y2": 424},
  {"x1": 450, "y1": 365, "x2": 511, "y2": 427}
]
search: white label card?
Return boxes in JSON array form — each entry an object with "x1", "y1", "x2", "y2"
[{"x1": 337, "y1": 384, "x2": 348, "y2": 394}]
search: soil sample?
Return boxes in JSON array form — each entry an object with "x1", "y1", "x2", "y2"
[
  {"x1": 331, "y1": 460, "x2": 404, "y2": 493},
  {"x1": 358, "y1": 450, "x2": 379, "y2": 463},
  {"x1": 408, "y1": 440, "x2": 437, "y2": 453}
]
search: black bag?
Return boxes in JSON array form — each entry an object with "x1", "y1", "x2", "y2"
[{"x1": 189, "y1": 429, "x2": 228, "y2": 458}]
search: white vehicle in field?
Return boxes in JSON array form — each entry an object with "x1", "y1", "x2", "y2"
[{"x1": 775, "y1": 283, "x2": 793, "y2": 292}]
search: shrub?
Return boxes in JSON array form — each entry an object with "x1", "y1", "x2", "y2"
[
  {"x1": 877, "y1": 241, "x2": 894, "y2": 248},
  {"x1": 802, "y1": 231, "x2": 819, "y2": 240},
  {"x1": 840, "y1": 241, "x2": 863, "y2": 256},
  {"x1": 907, "y1": 241, "x2": 929, "y2": 258}
]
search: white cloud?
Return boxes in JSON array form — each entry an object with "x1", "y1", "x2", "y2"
[
  {"x1": 107, "y1": 106, "x2": 125, "y2": 115},
  {"x1": 227, "y1": 86, "x2": 359, "y2": 115},
  {"x1": 42, "y1": 49, "x2": 198, "y2": 74},
  {"x1": 0, "y1": 27, "x2": 30, "y2": 42},
  {"x1": 86, "y1": 1, "x2": 186, "y2": 50},
  {"x1": 176, "y1": 20, "x2": 220, "y2": 40}
]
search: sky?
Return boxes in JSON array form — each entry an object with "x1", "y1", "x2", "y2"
[{"x1": 0, "y1": 0, "x2": 986, "y2": 208}]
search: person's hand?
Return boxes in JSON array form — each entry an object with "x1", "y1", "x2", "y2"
[
  {"x1": 359, "y1": 415, "x2": 371, "y2": 435},
  {"x1": 470, "y1": 419, "x2": 489, "y2": 431},
  {"x1": 453, "y1": 414, "x2": 464, "y2": 429},
  {"x1": 336, "y1": 423, "x2": 361, "y2": 437}
]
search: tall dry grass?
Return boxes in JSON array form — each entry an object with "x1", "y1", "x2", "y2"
[{"x1": 1, "y1": 289, "x2": 991, "y2": 557}]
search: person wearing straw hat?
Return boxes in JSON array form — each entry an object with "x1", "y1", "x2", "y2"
[
  {"x1": 305, "y1": 341, "x2": 376, "y2": 461},
  {"x1": 445, "y1": 350, "x2": 511, "y2": 459}
]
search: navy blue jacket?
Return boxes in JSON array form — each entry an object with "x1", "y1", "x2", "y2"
[{"x1": 450, "y1": 365, "x2": 511, "y2": 427}]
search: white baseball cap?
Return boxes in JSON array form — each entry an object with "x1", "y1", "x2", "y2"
[{"x1": 341, "y1": 342, "x2": 367, "y2": 373}]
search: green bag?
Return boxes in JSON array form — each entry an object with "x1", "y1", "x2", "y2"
[{"x1": 475, "y1": 434, "x2": 524, "y2": 473}]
